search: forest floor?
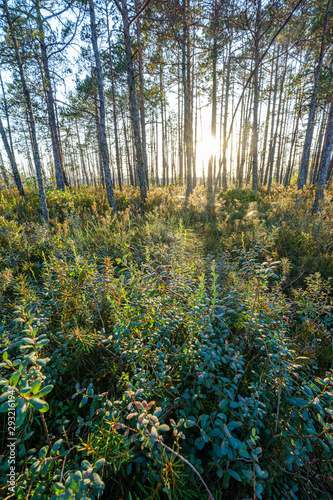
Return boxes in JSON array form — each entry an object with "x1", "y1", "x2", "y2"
[{"x1": 1, "y1": 183, "x2": 333, "y2": 500}]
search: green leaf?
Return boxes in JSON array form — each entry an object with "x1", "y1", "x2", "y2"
[
  {"x1": 94, "y1": 458, "x2": 106, "y2": 471},
  {"x1": 227, "y1": 421, "x2": 242, "y2": 431},
  {"x1": 10, "y1": 372, "x2": 20, "y2": 387},
  {"x1": 51, "y1": 439, "x2": 63, "y2": 454},
  {"x1": 31, "y1": 380, "x2": 42, "y2": 395},
  {"x1": 255, "y1": 464, "x2": 268, "y2": 478},
  {"x1": 39, "y1": 446, "x2": 49, "y2": 459},
  {"x1": 81, "y1": 460, "x2": 91, "y2": 470},
  {"x1": 3, "y1": 352, "x2": 8, "y2": 361},
  {"x1": 20, "y1": 387, "x2": 32, "y2": 395},
  {"x1": 255, "y1": 483, "x2": 263, "y2": 498},
  {"x1": 35, "y1": 385, "x2": 53, "y2": 398},
  {"x1": 53, "y1": 482, "x2": 66, "y2": 494},
  {"x1": 184, "y1": 419, "x2": 196, "y2": 428},
  {"x1": 0, "y1": 401, "x2": 10, "y2": 412},
  {"x1": 36, "y1": 358, "x2": 50, "y2": 367},
  {"x1": 150, "y1": 426, "x2": 158, "y2": 441},
  {"x1": 36, "y1": 339, "x2": 49, "y2": 347},
  {"x1": 157, "y1": 424, "x2": 170, "y2": 432},
  {"x1": 21, "y1": 337, "x2": 35, "y2": 345},
  {"x1": 0, "y1": 391, "x2": 10, "y2": 403},
  {"x1": 229, "y1": 436, "x2": 238, "y2": 449},
  {"x1": 79, "y1": 395, "x2": 88, "y2": 408},
  {"x1": 29, "y1": 398, "x2": 49, "y2": 412},
  {"x1": 227, "y1": 469, "x2": 242, "y2": 482},
  {"x1": 16, "y1": 401, "x2": 29, "y2": 427}
]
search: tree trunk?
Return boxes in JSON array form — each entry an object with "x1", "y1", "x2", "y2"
[
  {"x1": 298, "y1": 0, "x2": 331, "y2": 191},
  {"x1": 75, "y1": 118, "x2": 89, "y2": 185},
  {"x1": 35, "y1": 0, "x2": 65, "y2": 191},
  {"x1": 89, "y1": 0, "x2": 117, "y2": 212},
  {"x1": 121, "y1": 110, "x2": 135, "y2": 186},
  {"x1": 119, "y1": 0, "x2": 147, "y2": 203},
  {"x1": 267, "y1": 46, "x2": 282, "y2": 194},
  {"x1": 275, "y1": 93, "x2": 288, "y2": 184},
  {"x1": 155, "y1": 110, "x2": 159, "y2": 185},
  {"x1": 0, "y1": 151, "x2": 9, "y2": 187},
  {"x1": 92, "y1": 81, "x2": 105, "y2": 188},
  {"x1": 0, "y1": 116, "x2": 25, "y2": 195},
  {"x1": 106, "y1": 6, "x2": 122, "y2": 190},
  {"x1": 160, "y1": 56, "x2": 166, "y2": 187},
  {"x1": 0, "y1": 73, "x2": 16, "y2": 159},
  {"x1": 177, "y1": 62, "x2": 183, "y2": 186},
  {"x1": 207, "y1": 4, "x2": 217, "y2": 194},
  {"x1": 250, "y1": 0, "x2": 261, "y2": 195},
  {"x1": 193, "y1": 70, "x2": 198, "y2": 188},
  {"x1": 183, "y1": 0, "x2": 192, "y2": 203},
  {"x1": 221, "y1": 43, "x2": 231, "y2": 191},
  {"x1": 311, "y1": 104, "x2": 327, "y2": 185},
  {"x1": 260, "y1": 54, "x2": 274, "y2": 182},
  {"x1": 4, "y1": 0, "x2": 48, "y2": 221},
  {"x1": 284, "y1": 92, "x2": 302, "y2": 187},
  {"x1": 239, "y1": 86, "x2": 253, "y2": 188},
  {"x1": 134, "y1": 0, "x2": 148, "y2": 186},
  {"x1": 313, "y1": 97, "x2": 333, "y2": 213}
]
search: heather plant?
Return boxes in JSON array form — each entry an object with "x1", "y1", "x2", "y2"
[{"x1": 0, "y1": 184, "x2": 333, "y2": 499}]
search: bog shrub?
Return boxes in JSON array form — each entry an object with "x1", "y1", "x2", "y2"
[{"x1": 0, "y1": 184, "x2": 333, "y2": 499}]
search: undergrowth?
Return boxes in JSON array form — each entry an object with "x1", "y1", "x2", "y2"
[{"x1": 0, "y1": 183, "x2": 333, "y2": 500}]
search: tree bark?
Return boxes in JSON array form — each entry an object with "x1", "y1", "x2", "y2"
[
  {"x1": 4, "y1": 0, "x2": 48, "y2": 221},
  {"x1": 313, "y1": 97, "x2": 333, "y2": 213},
  {"x1": 0, "y1": 116, "x2": 25, "y2": 195},
  {"x1": 134, "y1": 0, "x2": 148, "y2": 186},
  {"x1": 0, "y1": 151, "x2": 9, "y2": 187},
  {"x1": 118, "y1": 0, "x2": 147, "y2": 204},
  {"x1": 121, "y1": 110, "x2": 135, "y2": 186},
  {"x1": 89, "y1": 0, "x2": 117, "y2": 213},
  {"x1": 207, "y1": 1, "x2": 218, "y2": 194},
  {"x1": 284, "y1": 92, "x2": 302, "y2": 187},
  {"x1": 311, "y1": 104, "x2": 327, "y2": 185},
  {"x1": 106, "y1": 6, "x2": 122, "y2": 190},
  {"x1": 178, "y1": 61, "x2": 183, "y2": 185},
  {"x1": 35, "y1": 0, "x2": 65, "y2": 191},
  {"x1": 297, "y1": 0, "x2": 331, "y2": 191},
  {"x1": 75, "y1": 118, "x2": 89, "y2": 185},
  {"x1": 266, "y1": 46, "x2": 281, "y2": 194},
  {"x1": 183, "y1": 0, "x2": 193, "y2": 203},
  {"x1": 221, "y1": 43, "x2": 231, "y2": 191},
  {"x1": 250, "y1": 0, "x2": 261, "y2": 195},
  {"x1": 0, "y1": 72, "x2": 16, "y2": 159}
]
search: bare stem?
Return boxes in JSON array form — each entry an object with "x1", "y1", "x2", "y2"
[
  {"x1": 40, "y1": 413, "x2": 51, "y2": 448},
  {"x1": 158, "y1": 440, "x2": 215, "y2": 500}
]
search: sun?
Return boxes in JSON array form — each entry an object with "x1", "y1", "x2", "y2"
[{"x1": 196, "y1": 136, "x2": 219, "y2": 173}]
